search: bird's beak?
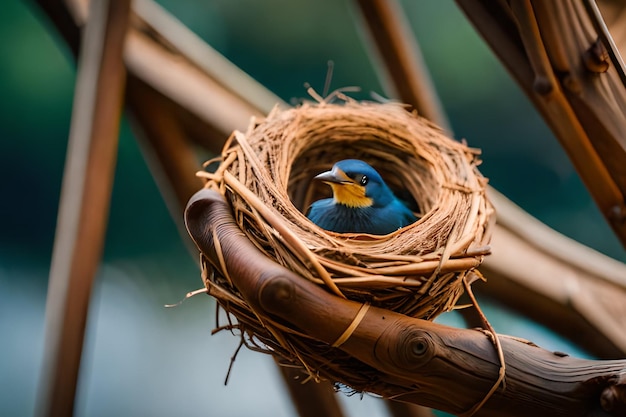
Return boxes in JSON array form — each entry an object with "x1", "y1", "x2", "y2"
[{"x1": 314, "y1": 167, "x2": 353, "y2": 184}]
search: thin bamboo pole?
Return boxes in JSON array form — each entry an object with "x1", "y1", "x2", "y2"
[
  {"x1": 277, "y1": 363, "x2": 346, "y2": 417},
  {"x1": 125, "y1": 78, "x2": 203, "y2": 240},
  {"x1": 354, "y1": 0, "x2": 451, "y2": 133},
  {"x1": 35, "y1": 0, "x2": 130, "y2": 416},
  {"x1": 386, "y1": 401, "x2": 435, "y2": 417}
]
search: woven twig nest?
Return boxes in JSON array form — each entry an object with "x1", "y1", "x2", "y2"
[{"x1": 199, "y1": 99, "x2": 494, "y2": 388}]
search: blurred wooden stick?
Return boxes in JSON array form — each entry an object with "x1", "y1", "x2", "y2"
[
  {"x1": 386, "y1": 401, "x2": 436, "y2": 417},
  {"x1": 276, "y1": 363, "x2": 346, "y2": 417},
  {"x1": 35, "y1": 0, "x2": 130, "y2": 416},
  {"x1": 483, "y1": 190, "x2": 626, "y2": 356},
  {"x1": 456, "y1": 0, "x2": 626, "y2": 247},
  {"x1": 354, "y1": 0, "x2": 450, "y2": 133}
]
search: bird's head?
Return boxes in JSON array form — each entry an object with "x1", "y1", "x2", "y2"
[{"x1": 314, "y1": 159, "x2": 394, "y2": 208}]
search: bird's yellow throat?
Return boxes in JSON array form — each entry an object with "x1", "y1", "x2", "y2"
[{"x1": 330, "y1": 183, "x2": 373, "y2": 208}]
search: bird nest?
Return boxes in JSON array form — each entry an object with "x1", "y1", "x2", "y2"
[{"x1": 198, "y1": 99, "x2": 494, "y2": 388}]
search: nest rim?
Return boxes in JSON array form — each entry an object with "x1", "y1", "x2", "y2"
[{"x1": 198, "y1": 99, "x2": 495, "y2": 390}]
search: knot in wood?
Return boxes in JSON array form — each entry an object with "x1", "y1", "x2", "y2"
[
  {"x1": 391, "y1": 328, "x2": 435, "y2": 371},
  {"x1": 533, "y1": 76, "x2": 553, "y2": 95},
  {"x1": 561, "y1": 74, "x2": 582, "y2": 94},
  {"x1": 583, "y1": 38, "x2": 610, "y2": 73},
  {"x1": 259, "y1": 275, "x2": 296, "y2": 312},
  {"x1": 601, "y1": 377, "x2": 626, "y2": 416},
  {"x1": 607, "y1": 204, "x2": 626, "y2": 225}
]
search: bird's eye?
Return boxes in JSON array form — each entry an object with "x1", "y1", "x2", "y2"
[{"x1": 360, "y1": 175, "x2": 369, "y2": 186}]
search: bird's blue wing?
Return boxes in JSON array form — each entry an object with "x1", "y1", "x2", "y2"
[{"x1": 373, "y1": 199, "x2": 417, "y2": 234}]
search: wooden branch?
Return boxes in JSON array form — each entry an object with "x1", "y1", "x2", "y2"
[
  {"x1": 481, "y1": 190, "x2": 626, "y2": 357},
  {"x1": 353, "y1": 0, "x2": 451, "y2": 132},
  {"x1": 455, "y1": 0, "x2": 626, "y2": 247},
  {"x1": 123, "y1": 28, "x2": 266, "y2": 150},
  {"x1": 35, "y1": 1, "x2": 130, "y2": 416},
  {"x1": 598, "y1": 0, "x2": 626, "y2": 57},
  {"x1": 125, "y1": 77, "x2": 204, "y2": 252},
  {"x1": 386, "y1": 401, "x2": 435, "y2": 417},
  {"x1": 276, "y1": 363, "x2": 346, "y2": 417},
  {"x1": 37, "y1": 0, "x2": 285, "y2": 149},
  {"x1": 127, "y1": 79, "x2": 201, "y2": 211},
  {"x1": 184, "y1": 189, "x2": 626, "y2": 417},
  {"x1": 131, "y1": 0, "x2": 287, "y2": 118}
]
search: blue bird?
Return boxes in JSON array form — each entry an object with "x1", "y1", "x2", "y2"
[{"x1": 307, "y1": 159, "x2": 417, "y2": 234}]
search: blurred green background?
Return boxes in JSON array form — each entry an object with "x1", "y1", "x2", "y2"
[{"x1": 1, "y1": 1, "x2": 624, "y2": 416}]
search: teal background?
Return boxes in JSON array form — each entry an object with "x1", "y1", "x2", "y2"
[{"x1": 1, "y1": 1, "x2": 624, "y2": 416}]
